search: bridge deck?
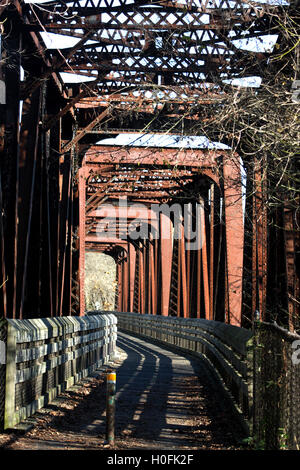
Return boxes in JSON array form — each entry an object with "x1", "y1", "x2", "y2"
[{"x1": 0, "y1": 332, "x2": 241, "y2": 450}]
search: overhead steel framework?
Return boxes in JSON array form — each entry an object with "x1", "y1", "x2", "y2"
[
  {"x1": 81, "y1": 146, "x2": 243, "y2": 324},
  {"x1": 0, "y1": 0, "x2": 299, "y2": 330}
]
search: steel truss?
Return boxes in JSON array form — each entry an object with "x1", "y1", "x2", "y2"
[{"x1": 0, "y1": 0, "x2": 298, "y2": 330}]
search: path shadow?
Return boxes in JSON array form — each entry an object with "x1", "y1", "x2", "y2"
[
  {"x1": 115, "y1": 332, "x2": 243, "y2": 448},
  {"x1": 1, "y1": 331, "x2": 243, "y2": 450}
]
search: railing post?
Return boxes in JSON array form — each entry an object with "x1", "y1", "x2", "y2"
[{"x1": 4, "y1": 323, "x2": 16, "y2": 429}]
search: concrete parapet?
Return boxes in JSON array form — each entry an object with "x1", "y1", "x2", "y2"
[
  {"x1": 114, "y1": 312, "x2": 253, "y2": 435},
  {"x1": 3, "y1": 314, "x2": 117, "y2": 429}
]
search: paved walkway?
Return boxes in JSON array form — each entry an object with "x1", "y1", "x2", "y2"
[
  {"x1": 101, "y1": 332, "x2": 208, "y2": 449},
  {"x1": 0, "y1": 332, "x2": 241, "y2": 450}
]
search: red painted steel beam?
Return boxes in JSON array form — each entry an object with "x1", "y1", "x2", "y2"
[
  {"x1": 199, "y1": 196, "x2": 210, "y2": 320},
  {"x1": 185, "y1": 204, "x2": 191, "y2": 315},
  {"x1": 88, "y1": 206, "x2": 160, "y2": 220},
  {"x1": 122, "y1": 256, "x2": 129, "y2": 312},
  {"x1": 85, "y1": 146, "x2": 226, "y2": 169},
  {"x1": 212, "y1": 186, "x2": 221, "y2": 320},
  {"x1": 223, "y1": 155, "x2": 244, "y2": 327},
  {"x1": 21, "y1": 31, "x2": 94, "y2": 100},
  {"x1": 129, "y1": 242, "x2": 136, "y2": 313},
  {"x1": 43, "y1": 81, "x2": 100, "y2": 131},
  {"x1": 196, "y1": 231, "x2": 202, "y2": 319},
  {"x1": 57, "y1": 153, "x2": 72, "y2": 316},
  {"x1": 179, "y1": 220, "x2": 188, "y2": 318},
  {"x1": 85, "y1": 235, "x2": 128, "y2": 247},
  {"x1": 78, "y1": 166, "x2": 86, "y2": 316},
  {"x1": 154, "y1": 238, "x2": 159, "y2": 315},
  {"x1": 159, "y1": 213, "x2": 173, "y2": 316},
  {"x1": 62, "y1": 108, "x2": 111, "y2": 153},
  {"x1": 139, "y1": 241, "x2": 145, "y2": 314},
  {"x1": 149, "y1": 236, "x2": 156, "y2": 315},
  {"x1": 76, "y1": 91, "x2": 223, "y2": 108},
  {"x1": 117, "y1": 262, "x2": 122, "y2": 312},
  {"x1": 82, "y1": 147, "x2": 242, "y2": 321},
  {"x1": 209, "y1": 184, "x2": 215, "y2": 319}
]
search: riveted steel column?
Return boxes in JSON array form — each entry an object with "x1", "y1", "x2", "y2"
[
  {"x1": 209, "y1": 184, "x2": 215, "y2": 319},
  {"x1": 223, "y1": 155, "x2": 244, "y2": 326},
  {"x1": 160, "y1": 213, "x2": 172, "y2": 316},
  {"x1": 195, "y1": 202, "x2": 202, "y2": 318},
  {"x1": 17, "y1": 86, "x2": 42, "y2": 319},
  {"x1": 138, "y1": 241, "x2": 145, "y2": 313},
  {"x1": 185, "y1": 203, "x2": 192, "y2": 317},
  {"x1": 0, "y1": 28, "x2": 7, "y2": 315},
  {"x1": 283, "y1": 200, "x2": 299, "y2": 332},
  {"x1": 122, "y1": 255, "x2": 129, "y2": 312},
  {"x1": 129, "y1": 243, "x2": 136, "y2": 312},
  {"x1": 180, "y1": 219, "x2": 188, "y2": 318},
  {"x1": 78, "y1": 166, "x2": 86, "y2": 316},
  {"x1": 57, "y1": 152, "x2": 72, "y2": 316},
  {"x1": 149, "y1": 235, "x2": 156, "y2": 314},
  {"x1": 252, "y1": 156, "x2": 268, "y2": 322},
  {"x1": 199, "y1": 197, "x2": 210, "y2": 320},
  {"x1": 153, "y1": 237, "x2": 159, "y2": 315},
  {"x1": 117, "y1": 261, "x2": 122, "y2": 311},
  {"x1": 1, "y1": 26, "x2": 21, "y2": 318},
  {"x1": 213, "y1": 188, "x2": 222, "y2": 321}
]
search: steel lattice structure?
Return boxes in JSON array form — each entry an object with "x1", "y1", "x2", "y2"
[{"x1": 0, "y1": 0, "x2": 299, "y2": 330}]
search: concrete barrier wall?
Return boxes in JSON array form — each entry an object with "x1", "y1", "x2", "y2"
[
  {"x1": 113, "y1": 312, "x2": 253, "y2": 435},
  {"x1": 4, "y1": 314, "x2": 117, "y2": 429}
]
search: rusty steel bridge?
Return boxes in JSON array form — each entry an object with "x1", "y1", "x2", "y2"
[{"x1": 0, "y1": 0, "x2": 299, "y2": 332}]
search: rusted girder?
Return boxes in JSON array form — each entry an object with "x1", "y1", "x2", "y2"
[
  {"x1": 0, "y1": 0, "x2": 293, "y2": 330},
  {"x1": 80, "y1": 146, "x2": 244, "y2": 324},
  {"x1": 43, "y1": 81, "x2": 100, "y2": 131},
  {"x1": 62, "y1": 109, "x2": 111, "y2": 153},
  {"x1": 21, "y1": 31, "x2": 94, "y2": 100},
  {"x1": 85, "y1": 145, "x2": 224, "y2": 170}
]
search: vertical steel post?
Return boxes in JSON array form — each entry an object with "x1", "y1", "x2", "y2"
[
  {"x1": 78, "y1": 166, "x2": 86, "y2": 316},
  {"x1": 139, "y1": 241, "x2": 145, "y2": 313},
  {"x1": 149, "y1": 235, "x2": 156, "y2": 314},
  {"x1": 199, "y1": 196, "x2": 210, "y2": 320},
  {"x1": 196, "y1": 203, "x2": 202, "y2": 318},
  {"x1": 180, "y1": 220, "x2": 188, "y2": 318},
  {"x1": 122, "y1": 256, "x2": 129, "y2": 312},
  {"x1": 186, "y1": 204, "x2": 191, "y2": 317},
  {"x1": 117, "y1": 261, "x2": 122, "y2": 311},
  {"x1": 159, "y1": 213, "x2": 172, "y2": 316},
  {"x1": 106, "y1": 370, "x2": 116, "y2": 446},
  {"x1": 17, "y1": 87, "x2": 42, "y2": 318},
  {"x1": 1, "y1": 27, "x2": 21, "y2": 318},
  {"x1": 223, "y1": 155, "x2": 244, "y2": 326},
  {"x1": 209, "y1": 184, "x2": 215, "y2": 319},
  {"x1": 129, "y1": 242, "x2": 136, "y2": 312}
]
